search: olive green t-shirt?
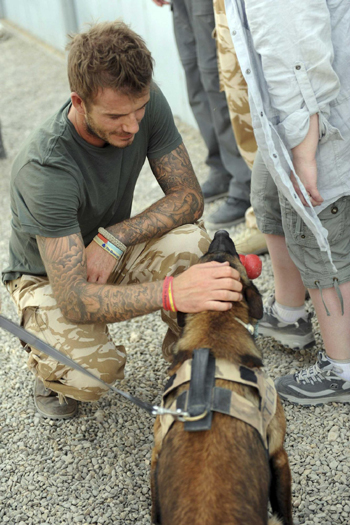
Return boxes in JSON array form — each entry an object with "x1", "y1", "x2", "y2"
[{"x1": 2, "y1": 84, "x2": 182, "y2": 282}]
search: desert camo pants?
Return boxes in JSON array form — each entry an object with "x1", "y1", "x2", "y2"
[
  {"x1": 6, "y1": 222, "x2": 210, "y2": 402},
  {"x1": 213, "y1": 0, "x2": 257, "y2": 171}
]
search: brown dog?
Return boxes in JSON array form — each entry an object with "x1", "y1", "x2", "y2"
[{"x1": 151, "y1": 231, "x2": 293, "y2": 525}]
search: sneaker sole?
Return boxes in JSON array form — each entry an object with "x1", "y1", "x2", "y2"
[
  {"x1": 278, "y1": 392, "x2": 350, "y2": 406},
  {"x1": 203, "y1": 191, "x2": 229, "y2": 203},
  {"x1": 257, "y1": 326, "x2": 315, "y2": 350}
]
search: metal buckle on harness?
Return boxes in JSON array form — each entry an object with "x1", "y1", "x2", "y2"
[{"x1": 152, "y1": 406, "x2": 209, "y2": 423}]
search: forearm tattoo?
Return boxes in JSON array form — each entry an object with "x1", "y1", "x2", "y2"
[
  {"x1": 37, "y1": 234, "x2": 163, "y2": 324},
  {"x1": 108, "y1": 142, "x2": 204, "y2": 246}
]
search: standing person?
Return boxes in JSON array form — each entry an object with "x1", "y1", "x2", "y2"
[
  {"x1": 2, "y1": 21, "x2": 243, "y2": 419},
  {"x1": 212, "y1": 0, "x2": 267, "y2": 255},
  {"x1": 225, "y1": 0, "x2": 350, "y2": 405},
  {"x1": 152, "y1": 0, "x2": 251, "y2": 228}
]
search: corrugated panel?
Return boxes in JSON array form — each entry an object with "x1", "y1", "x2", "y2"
[
  {"x1": 2, "y1": 0, "x2": 68, "y2": 50},
  {"x1": 2, "y1": 0, "x2": 196, "y2": 127}
]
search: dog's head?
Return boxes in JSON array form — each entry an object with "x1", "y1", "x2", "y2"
[{"x1": 177, "y1": 230, "x2": 263, "y2": 328}]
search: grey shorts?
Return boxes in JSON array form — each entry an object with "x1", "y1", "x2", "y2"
[{"x1": 251, "y1": 150, "x2": 350, "y2": 289}]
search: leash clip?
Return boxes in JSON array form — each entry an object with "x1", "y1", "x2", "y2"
[
  {"x1": 152, "y1": 405, "x2": 209, "y2": 423},
  {"x1": 152, "y1": 406, "x2": 190, "y2": 422}
]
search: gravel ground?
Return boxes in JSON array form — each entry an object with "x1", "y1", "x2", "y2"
[{"x1": 0, "y1": 25, "x2": 350, "y2": 525}]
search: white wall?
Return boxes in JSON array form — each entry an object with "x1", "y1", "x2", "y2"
[{"x1": 1, "y1": 0, "x2": 197, "y2": 128}]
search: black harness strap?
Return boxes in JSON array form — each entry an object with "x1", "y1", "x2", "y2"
[{"x1": 184, "y1": 348, "x2": 216, "y2": 432}]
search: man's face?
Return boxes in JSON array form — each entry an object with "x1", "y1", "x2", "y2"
[{"x1": 84, "y1": 87, "x2": 150, "y2": 148}]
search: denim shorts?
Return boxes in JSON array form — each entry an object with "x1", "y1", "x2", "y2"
[{"x1": 251, "y1": 150, "x2": 350, "y2": 289}]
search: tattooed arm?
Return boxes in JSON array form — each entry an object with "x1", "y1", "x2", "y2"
[
  {"x1": 86, "y1": 142, "x2": 204, "y2": 283},
  {"x1": 108, "y1": 142, "x2": 204, "y2": 245},
  {"x1": 37, "y1": 234, "x2": 242, "y2": 324},
  {"x1": 37, "y1": 233, "x2": 163, "y2": 324}
]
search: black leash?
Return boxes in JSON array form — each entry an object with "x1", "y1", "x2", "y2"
[{"x1": 0, "y1": 314, "x2": 187, "y2": 419}]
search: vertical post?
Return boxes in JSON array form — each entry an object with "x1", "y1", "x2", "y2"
[
  {"x1": 0, "y1": 0, "x2": 5, "y2": 19},
  {"x1": 60, "y1": 0, "x2": 78, "y2": 36},
  {"x1": 0, "y1": 121, "x2": 6, "y2": 159},
  {"x1": 0, "y1": 1, "x2": 6, "y2": 158}
]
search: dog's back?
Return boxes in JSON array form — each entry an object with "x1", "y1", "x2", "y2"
[
  {"x1": 153, "y1": 309, "x2": 271, "y2": 525},
  {"x1": 156, "y1": 400, "x2": 270, "y2": 524}
]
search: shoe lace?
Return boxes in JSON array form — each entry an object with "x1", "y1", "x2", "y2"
[{"x1": 295, "y1": 362, "x2": 329, "y2": 385}]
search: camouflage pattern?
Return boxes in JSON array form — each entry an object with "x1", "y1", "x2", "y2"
[
  {"x1": 213, "y1": 0, "x2": 257, "y2": 170},
  {"x1": 160, "y1": 358, "x2": 277, "y2": 448},
  {"x1": 6, "y1": 222, "x2": 210, "y2": 402}
]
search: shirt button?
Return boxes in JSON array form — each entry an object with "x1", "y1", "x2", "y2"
[
  {"x1": 295, "y1": 65, "x2": 301, "y2": 70},
  {"x1": 260, "y1": 112, "x2": 263, "y2": 117},
  {"x1": 232, "y1": 30, "x2": 237, "y2": 36},
  {"x1": 246, "y1": 69, "x2": 251, "y2": 74},
  {"x1": 331, "y1": 206, "x2": 338, "y2": 214},
  {"x1": 301, "y1": 234, "x2": 306, "y2": 239}
]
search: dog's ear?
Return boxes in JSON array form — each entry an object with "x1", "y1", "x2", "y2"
[
  {"x1": 244, "y1": 282, "x2": 264, "y2": 320},
  {"x1": 177, "y1": 311, "x2": 187, "y2": 328}
]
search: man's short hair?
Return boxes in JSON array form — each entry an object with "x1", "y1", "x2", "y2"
[{"x1": 66, "y1": 20, "x2": 154, "y2": 103}]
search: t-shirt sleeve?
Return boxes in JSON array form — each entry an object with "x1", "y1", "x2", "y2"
[
  {"x1": 13, "y1": 161, "x2": 81, "y2": 238},
  {"x1": 146, "y1": 84, "x2": 183, "y2": 160}
]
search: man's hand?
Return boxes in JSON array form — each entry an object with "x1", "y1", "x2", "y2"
[
  {"x1": 173, "y1": 261, "x2": 243, "y2": 313},
  {"x1": 152, "y1": 0, "x2": 170, "y2": 5},
  {"x1": 291, "y1": 113, "x2": 324, "y2": 208},
  {"x1": 85, "y1": 240, "x2": 116, "y2": 283}
]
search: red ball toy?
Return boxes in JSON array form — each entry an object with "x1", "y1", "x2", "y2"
[{"x1": 239, "y1": 253, "x2": 262, "y2": 280}]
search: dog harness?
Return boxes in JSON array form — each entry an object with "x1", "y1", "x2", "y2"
[{"x1": 160, "y1": 349, "x2": 277, "y2": 450}]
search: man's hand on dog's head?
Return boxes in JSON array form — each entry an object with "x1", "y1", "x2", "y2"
[{"x1": 173, "y1": 261, "x2": 243, "y2": 313}]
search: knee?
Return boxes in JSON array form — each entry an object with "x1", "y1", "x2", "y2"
[{"x1": 164, "y1": 222, "x2": 211, "y2": 266}]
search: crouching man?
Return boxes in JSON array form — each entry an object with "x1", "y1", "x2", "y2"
[{"x1": 2, "y1": 21, "x2": 242, "y2": 419}]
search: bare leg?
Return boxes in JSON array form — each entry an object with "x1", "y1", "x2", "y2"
[
  {"x1": 265, "y1": 234, "x2": 305, "y2": 307},
  {"x1": 309, "y1": 283, "x2": 350, "y2": 360},
  {"x1": 266, "y1": 234, "x2": 350, "y2": 360}
]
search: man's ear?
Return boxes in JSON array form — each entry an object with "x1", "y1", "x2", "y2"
[
  {"x1": 177, "y1": 311, "x2": 187, "y2": 328},
  {"x1": 70, "y1": 92, "x2": 86, "y2": 115},
  {"x1": 244, "y1": 282, "x2": 263, "y2": 320}
]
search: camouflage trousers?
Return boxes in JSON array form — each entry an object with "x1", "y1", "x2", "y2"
[
  {"x1": 213, "y1": 0, "x2": 259, "y2": 229},
  {"x1": 6, "y1": 222, "x2": 210, "y2": 402},
  {"x1": 213, "y1": 0, "x2": 257, "y2": 171}
]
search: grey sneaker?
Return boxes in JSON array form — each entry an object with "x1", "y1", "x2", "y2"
[
  {"x1": 206, "y1": 197, "x2": 250, "y2": 228},
  {"x1": 34, "y1": 377, "x2": 78, "y2": 419},
  {"x1": 275, "y1": 351, "x2": 350, "y2": 405},
  {"x1": 201, "y1": 172, "x2": 231, "y2": 203},
  {"x1": 258, "y1": 294, "x2": 315, "y2": 350}
]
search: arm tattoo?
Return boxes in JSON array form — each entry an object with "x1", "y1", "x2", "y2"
[
  {"x1": 37, "y1": 234, "x2": 163, "y2": 324},
  {"x1": 107, "y1": 142, "x2": 204, "y2": 246}
]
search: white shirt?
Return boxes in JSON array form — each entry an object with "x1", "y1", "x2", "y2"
[{"x1": 225, "y1": 0, "x2": 350, "y2": 270}]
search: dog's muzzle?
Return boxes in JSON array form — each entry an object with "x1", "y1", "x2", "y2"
[{"x1": 207, "y1": 230, "x2": 237, "y2": 257}]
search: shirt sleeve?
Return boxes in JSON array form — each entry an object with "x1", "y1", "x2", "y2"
[
  {"x1": 146, "y1": 84, "x2": 183, "y2": 160},
  {"x1": 13, "y1": 161, "x2": 81, "y2": 238},
  {"x1": 244, "y1": 0, "x2": 341, "y2": 148}
]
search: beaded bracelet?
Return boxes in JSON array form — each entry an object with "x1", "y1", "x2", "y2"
[
  {"x1": 98, "y1": 227, "x2": 126, "y2": 253},
  {"x1": 162, "y1": 276, "x2": 177, "y2": 312}
]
